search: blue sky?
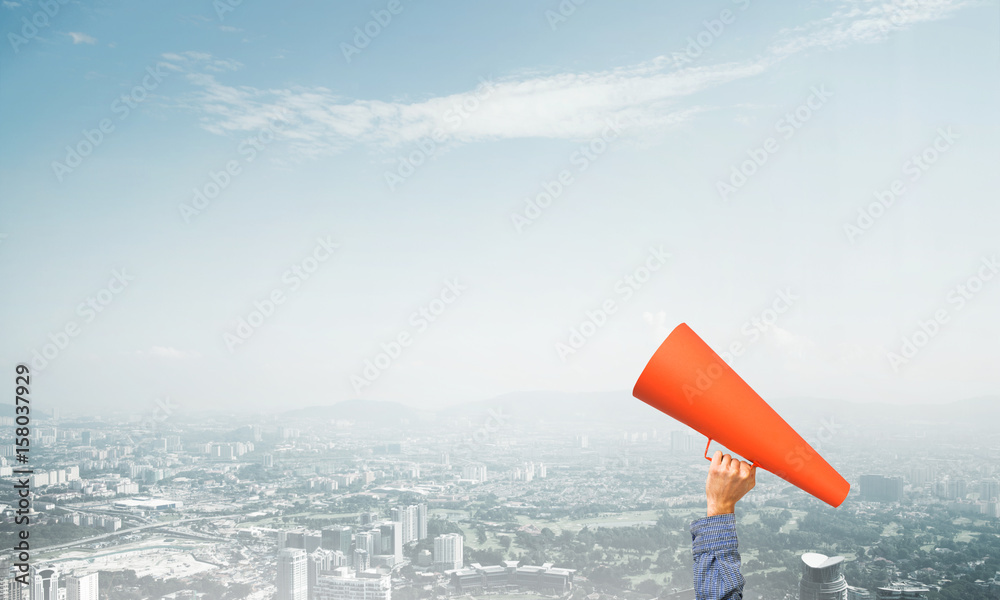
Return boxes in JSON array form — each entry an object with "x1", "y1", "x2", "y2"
[{"x1": 1, "y1": 0, "x2": 998, "y2": 414}]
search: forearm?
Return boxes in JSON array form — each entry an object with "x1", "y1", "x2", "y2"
[{"x1": 691, "y1": 513, "x2": 744, "y2": 600}]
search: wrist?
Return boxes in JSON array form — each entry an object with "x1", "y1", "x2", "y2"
[{"x1": 707, "y1": 502, "x2": 735, "y2": 517}]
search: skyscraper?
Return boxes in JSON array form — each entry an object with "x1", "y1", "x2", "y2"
[
  {"x1": 417, "y1": 503, "x2": 428, "y2": 540},
  {"x1": 392, "y1": 505, "x2": 415, "y2": 544},
  {"x1": 307, "y1": 549, "x2": 339, "y2": 600},
  {"x1": 433, "y1": 533, "x2": 464, "y2": 571},
  {"x1": 66, "y1": 573, "x2": 99, "y2": 600},
  {"x1": 379, "y1": 521, "x2": 403, "y2": 561},
  {"x1": 277, "y1": 548, "x2": 308, "y2": 600},
  {"x1": 31, "y1": 567, "x2": 58, "y2": 600},
  {"x1": 859, "y1": 475, "x2": 904, "y2": 502},
  {"x1": 322, "y1": 525, "x2": 352, "y2": 554},
  {"x1": 355, "y1": 531, "x2": 376, "y2": 556},
  {"x1": 353, "y1": 549, "x2": 370, "y2": 573},
  {"x1": 799, "y1": 553, "x2": 848, "y2": 600},
  {"x1": 305, "y1": 533, "x2": 323, "y2": 553}
]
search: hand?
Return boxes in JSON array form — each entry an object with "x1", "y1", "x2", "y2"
[{"x1": 705, "y1": 450, "x2": 756, "y2": 517}]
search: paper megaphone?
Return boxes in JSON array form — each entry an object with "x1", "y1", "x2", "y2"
[{"x1": 632, "y1": 323, "x2": 849, "y2": 507}]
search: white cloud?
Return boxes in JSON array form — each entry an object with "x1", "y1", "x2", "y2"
[
  {"x1": 164, "y1": 0, "x2": 972, "y2": 160},
  {"x1": 3, "y1": 1, "x2": 21, "y2": 8},
  {"x1": 68, "y1": 32, "x2": 97, "y2": 45},
  {"x1": 769, "y1": 0, "x2": 974, "y2": 57}
]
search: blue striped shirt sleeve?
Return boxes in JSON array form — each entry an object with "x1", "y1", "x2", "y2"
[{"x1": 690, "y1": 513, "x2": 745, "y2": 600}]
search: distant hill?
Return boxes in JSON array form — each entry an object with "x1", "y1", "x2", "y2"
[
  {"x1": 280, "y1": 392, "x2": 999, "y2": 430},
  {"x1": 441, "y1": 391, "x2": 1000, "y2": 431},
  {"x1": 281, "y1": 398, "x2": 434, "y2": 424}
]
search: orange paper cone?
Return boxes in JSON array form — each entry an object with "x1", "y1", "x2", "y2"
[{"x1": 633, "y1": 323, "x2": 850, "y2": 507}]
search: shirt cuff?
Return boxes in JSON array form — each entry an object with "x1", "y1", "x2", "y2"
[{"x1": 690, "y1": 512, "x2": 738, "y2": 555}]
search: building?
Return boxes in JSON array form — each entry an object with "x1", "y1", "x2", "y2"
[
  {"x1": 31, "y1": 567, "x2": 59, "y2": 600},
  {"x1": 2, "y1": 567, "x2": 27, "y2": 600},
  {"x1": 353, "y1": 549, "x2": 370, "y2": 573},
  {"x1": 277, "y1": 548, "x2": 308, "y2": 600},
  {"x1": 859, "y1": 475, "x2": 904, "y2": 503},
  {"x1": 280, "y1": 530, "x2": 306, "y2": 551},
  {"x1": 355, "y1": 531, "x2": 375, "y2": 556},
  {"x1": 379, "y1": 521, "x2": 403, "y2": 561},
  {"x1": 389, "y1": 504, "x2": 426, "y2": 544},
  {"x1": 847, "y1": 587, "x2": 873, "y2": 600},
  {"x1": 417, "y1": 503, "x2": 428, "y2": 540},
  {"x1": 308, "y1": 549, "x2": 344, "y2": 600},
  {"x1": 449, "y1": 561, "x2": 575, "y2": 594},
  {"x1": 799, "y1": 553, "x2": 848, "y2": 600},
  {"x1": 313, "y1": 568, "x2": 390, "y2": 600},
  {"x1": 461, "y1": 464, "x2": 488, "y2": 483},
  {"x1": 875, "y1": 582, "x2": 930, "y2": 599},
  {"x1": 305, "y1": 533, "x2": 323, "y2": 553},
  {"x1": 322, "y1": 525, "x2": 352, "y2": 554},
  {"x1": 66, "y1": 573, "x2": 99, "y2": 600},
  {"x1": 434, "y1": 533, "x2": 464, "y2": 571},
  {"x1": 670, "y1": 431, "x2": 698, "y2": 454}
]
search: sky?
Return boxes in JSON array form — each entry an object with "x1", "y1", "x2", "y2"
[{"x1": 1, "y1": 0, "x2": 998, "y2": 416}]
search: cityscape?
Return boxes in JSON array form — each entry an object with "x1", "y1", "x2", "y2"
[
  {"x1": 2, "y1": 1, "x2": 998, "y2": 600},
  {"x1": 2, "y1": 392, "x2": 998, "y2": 600}
]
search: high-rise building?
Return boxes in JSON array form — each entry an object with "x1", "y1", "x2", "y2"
[
  {"x1": 2, "y1": 567, "x2": 27, "y2": 600},
  {"x1": 66, "y1": 572, "x2": 99, "y2": 600},
  {"x1": 322, "y1": 525, "x2": 352, "y2": 554},
  {"x1": 875, "y1": 583, "x2": 930, "y2": 599},
  {"x1": 859, "y1": 475, "x2": 904, "y2": 503},
  {"x1": 417, "y1": 503, "x2": 428, "y2": 540},
  {"x1": 461, "y1": 464, "x2": 488, "y2": 483},
  {"x1": 392, "y1": 505, "x2": 421, "y2": 544},
  {"x1": 670, "y1": 430, "x2": 697, "y2": 454},
  {"x1": 947, "y1": 479, "x2": 967, "y2": 500},
  {"x1": 31, "y1": 567, "x2": 59, "y2": 600},
  {"x1": 980, "y1": 480, "x2": 1000, "y2": 501},
  {"x1": 353, "y1": 549, "x2": 370, "y2": 573},
  {"x1": 433, "y1": 533, "x2": 464, "y2": 571},
  {"x1": 308, "y1": 549, "x2": 339, "y2": 600},
  {"x1": 799, "y1": 553, "x2": 848, "y2": 600},
  {"x1": 277, "y1": 548, "x2": 308, "y2": 600},
  {"x1": 355, "y1": 531, "x2": 376, "y2": 556},
  {"x1": 280, "y1": 530, "x2": 306, "y2": 550},
  {"x1": 379, "y1": 522, "x2": 403, "y2": 561},
  {"x1": 313, "y1": 568, "x2": 390, "y2": 600},
  {"x1": 305, "y1": 533, "x2": 323, "y2": 553},
  {"x1": 360, "y1": 512, "x2": 378, "y2": 526}
]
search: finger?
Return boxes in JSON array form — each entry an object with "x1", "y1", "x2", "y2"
[
  {"x1": 720, "y1": 454, "x2": 732, "y2": 470},
  {"x1": 711, "y1": 450, "x2": 723, "y2": 468}
]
